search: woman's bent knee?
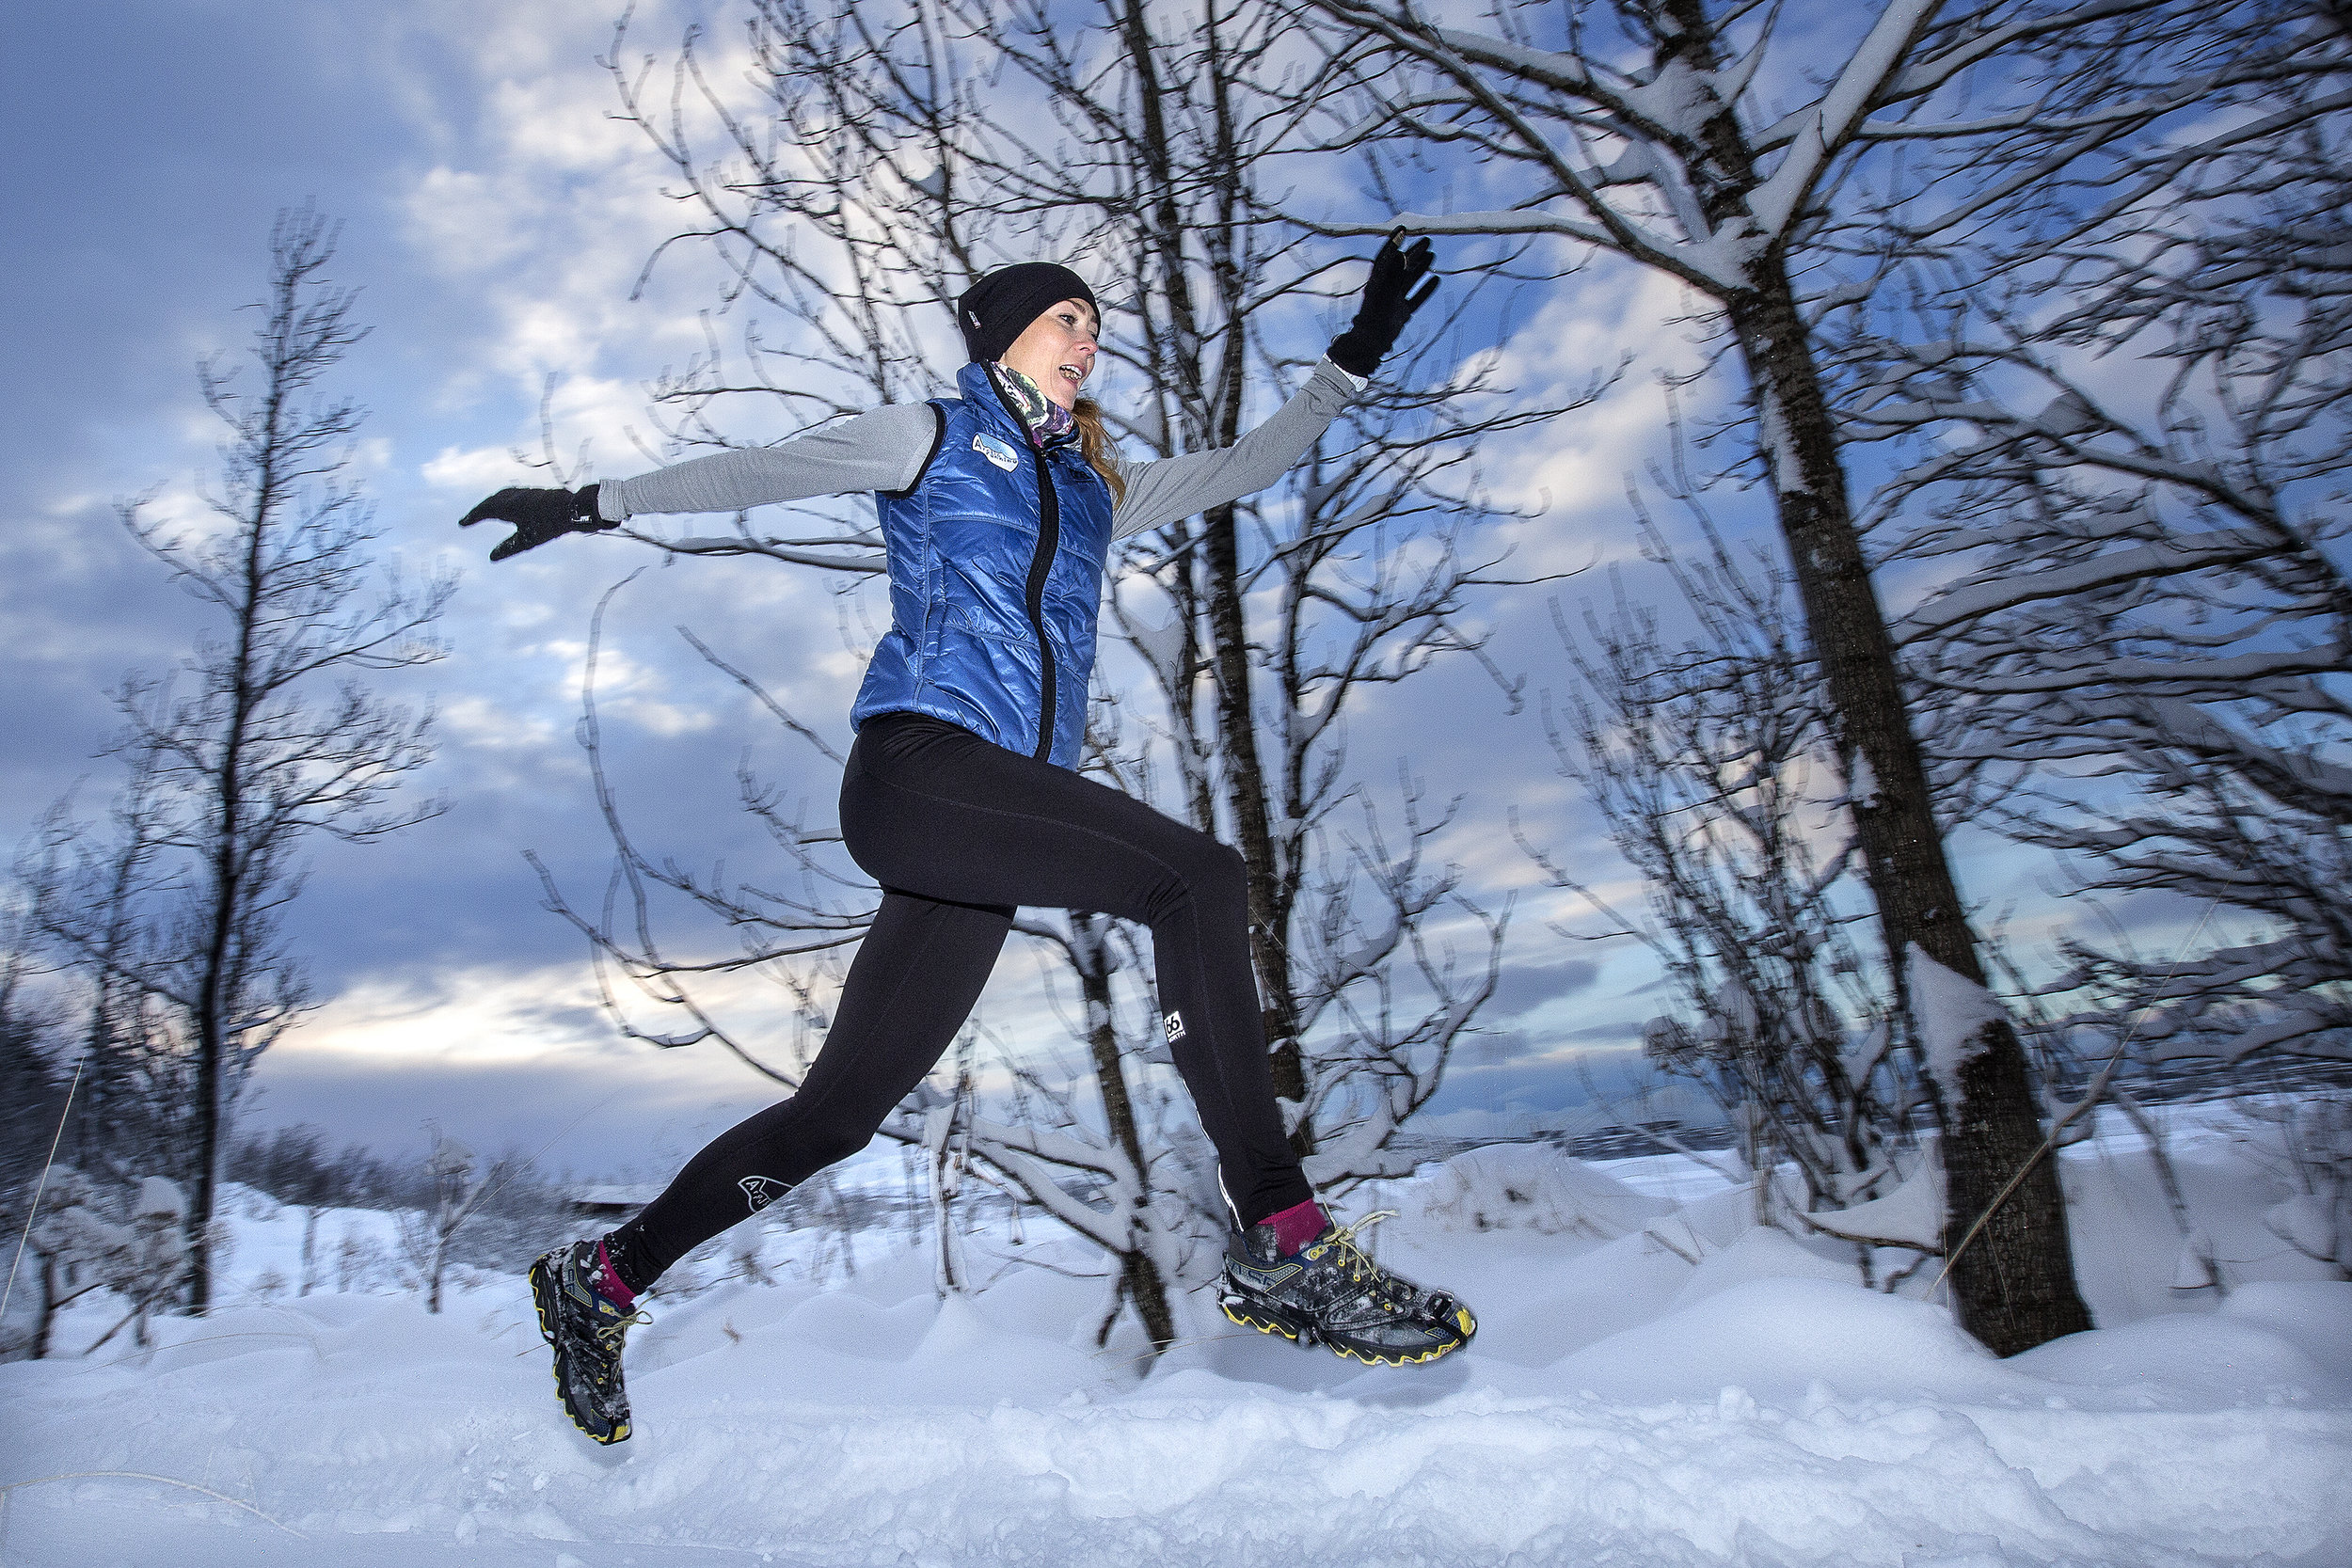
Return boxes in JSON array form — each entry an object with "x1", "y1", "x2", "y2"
[
  {"x1": 792, "y1": 1122, "x2": 877, "y2": 1177},
  {"x1": 735, "y1": 1098, "x2": 879, "y2": 1182},
  {"x1": 1147, "y1": 833, "x2": 1249, "y2": 925},
  {"x1": 1205, "y1": 840, "x2": 1249, "y2": 906}
]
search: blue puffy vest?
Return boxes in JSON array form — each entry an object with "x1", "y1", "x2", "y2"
[{"x1": 850, "y1": 361, "x2": 1117, "y2": 769}]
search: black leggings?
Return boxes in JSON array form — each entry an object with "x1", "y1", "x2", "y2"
[{"x1": 611, "y1": 711, "x2": 1311, "y2": 1285}]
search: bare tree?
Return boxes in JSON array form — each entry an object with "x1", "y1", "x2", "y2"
[
  {"x1": 1841, "y1": 3, "x2": 2350, "y2": 1069},
  {"x1": 1276, "y1": 0, "x2": 2297, "y2": 1351},
  {"x1": 0, "y1": 906, "x2": 72, "y2": 1358},
  {"x1": 1524, "y1": 492, "x2": 1924, "y2": 1259},
  {"x1": 394, "y1": 1130, "x2": 513, "y2": 1314},
  {"x1": 25, "y1": 209, "x2": 453, "y2": 1314},
  {"x1": 942, "y1": 0, "x2": 1557, "y2": 1165},
  {"x1": 19, "y1": 752, "x2": 187, "y2": 1196},
  {"x1": 0, "y1": 897, "x2": 70, "y2": 1205}
]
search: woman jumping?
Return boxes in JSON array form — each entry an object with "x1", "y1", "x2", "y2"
[{"x1": 460, "y1": 241, "x2": 1476, "y2": 1445}]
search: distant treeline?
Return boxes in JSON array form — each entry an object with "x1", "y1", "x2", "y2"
[{"x1": 222, "y1": 1123, "x2": 447, "y2": 1212}]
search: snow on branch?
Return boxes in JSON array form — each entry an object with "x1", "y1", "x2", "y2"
[
  {"x1": 1889, "y1": 531, "x2": 2289, "y2": 642},
  {"x1": 1745, "y1": 0, "x2": 1942, "y2": 241},
  {"x1": 1804, "y1": 1154, "x2": 1945, "y2": 1251}
]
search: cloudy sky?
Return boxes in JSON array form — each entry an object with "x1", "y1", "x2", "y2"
[{"x1": 4, "y1": 0, "x2": 2100, "y2": 1185}]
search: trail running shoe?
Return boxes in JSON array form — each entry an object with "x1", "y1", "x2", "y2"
[
  {"x1": 529, "y1": 1240, "x2": 649, "y2": 1444},
  {"x1": 1218, "y1": 1210, "x2": 1475, "y2": 1366}
]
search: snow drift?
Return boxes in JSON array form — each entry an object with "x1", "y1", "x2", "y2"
[{"x1": 3, "y1": 1108, "x2": 2346, "y2": 1567}]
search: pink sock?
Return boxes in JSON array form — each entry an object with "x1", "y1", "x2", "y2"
[
  {"x1": 592, "y1": 1239, "x2": 637, "y2": 1310},
  {"x1": 1263, "y1": 1198, "x2": 1327, "y2": 1257}
]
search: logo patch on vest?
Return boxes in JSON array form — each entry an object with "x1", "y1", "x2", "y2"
[
  {"x1": 739, "y1": 1175, "x2": 789, "y2": 1213},
  {"x1": 1164, "y1": 1009, "x2": 1187, "y2": 1044},
  {"x1": 972, "y1": 432, "x2": 1021, "y2": 471}
]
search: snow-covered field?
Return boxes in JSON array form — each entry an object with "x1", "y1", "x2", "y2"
[{"x1": 5, "y1": 1107, "x2": 2347, "y2": 1567}]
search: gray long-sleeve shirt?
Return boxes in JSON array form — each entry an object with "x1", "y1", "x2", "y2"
[{"x1": 598, "y1": 359, "x2": 1363, "y2": 542}]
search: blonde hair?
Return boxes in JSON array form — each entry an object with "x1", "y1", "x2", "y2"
[{"x1": 1072, "y1": 398, "x2": 1127, "y2": 506}]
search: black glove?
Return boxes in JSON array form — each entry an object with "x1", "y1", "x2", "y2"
[
  {"x1": 1326, "y1": 231, "x2": 1439, "y2": 378},
  {"x1": 458, "y1": 484, "x2": 612, "y2": 562}
]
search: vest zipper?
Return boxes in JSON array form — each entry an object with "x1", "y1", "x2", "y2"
[
  {"x1": 1025, "y1": 460, "x2": 1061, "y2": 762},
  {"x1": 987, "y1": 377, "x2": 1061, "y2": 762}
]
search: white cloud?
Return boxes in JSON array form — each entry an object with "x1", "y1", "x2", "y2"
[
  {"x1": 1470, "y1": 263, "x2": 1731, "y2": 579},
  {"x1": 421, "y1": 442, "x2": 531, "y2": 493},
  {"x1": 378, "y1": 0, "x2": 739, "y2": 488},
  {"x1": 298, "y1": 961, "x2": 615, "y2": 1065},
  {"x1": 438, "y1": 692, "x2": 561, "y2": 752}
]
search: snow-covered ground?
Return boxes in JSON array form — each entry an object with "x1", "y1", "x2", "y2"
[{"x1": 4, "y1": 1105, "x2": 2346, "y2": 1566}]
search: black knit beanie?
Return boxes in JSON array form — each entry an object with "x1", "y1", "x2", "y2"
[{"x1": 957, "y1": 264, "x2": 1099, "y2": 363}]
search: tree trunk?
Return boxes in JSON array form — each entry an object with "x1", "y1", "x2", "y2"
[
  {"x1": 186, "y1": 745, "x2": 246, "y2": 1318},
  {"x1": 188, "y1": 1011, "x2": 220, "y2": 1313},
  {"x1": 1171, "y1": 550, "x2": 1219, "y2": 833},
  {"x1": 1724, "y1": 271, "x2": 2093, "y2": 1354},
  {"x1": 186, "y1": 388, "x2": 274, "y2": 1318},
  {"x1": 1119, "y1": 1247, "x2": 1175, "y2": 1350},
  {"x1": 1114, "y1": 0, "x2": 1309, "y2": 1145},
  {"x1": 1077, "y1": 916, "x2": 1178, "y2": 1353},
  {"x1": 1197, "y1": 504, "x2": 1310, "y2": 1132},
  {"x1": 35, "y1": 1255, "x2": 59, "y2": 1360}
]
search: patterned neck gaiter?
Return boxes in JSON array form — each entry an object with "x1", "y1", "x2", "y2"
[{"x1": 988, "y1": 362, "x2": 1078, "y2": 448}]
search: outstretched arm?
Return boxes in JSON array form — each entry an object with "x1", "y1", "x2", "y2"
[
  {"x1": 1108, "y1": 359, "x2": 1364, "y2": 541},
  {"x1": 597, "y1": 404, "x2": 939, "y2": 521},
  {"x1": 458, "y1": 404, "x2": 940, "y2": 562},
  {"x1": 1109, "y1": 233, "x2": 1438, "y2": 541}
]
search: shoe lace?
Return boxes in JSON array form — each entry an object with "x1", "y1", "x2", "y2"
[
  {"x1": 1317, "y1": 1211, "x2": 1421, "y2": 1312},
  {"x1": 595, "y1": 1308, "x2": 651, "y2": 1349}
]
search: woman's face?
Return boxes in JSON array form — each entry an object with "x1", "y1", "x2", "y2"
[{"x1": 999, "y1": 298, "x2": 1100, "y2": 410}]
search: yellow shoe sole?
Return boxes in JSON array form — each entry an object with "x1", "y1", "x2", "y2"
[{"x1": 1220, "y1": 1295, "x2": 1474, "y2": 1367}]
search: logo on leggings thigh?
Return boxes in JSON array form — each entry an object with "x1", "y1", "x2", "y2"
[
  {"x1": 1164, "y1": 1009, "x2": 1186, "y2": 1045},
  {"x1": 739, "y1": 1175, "x2": 790, "y2": 1213}
]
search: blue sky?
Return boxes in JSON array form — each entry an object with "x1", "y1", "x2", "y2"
[{"x1": 3, "y1": 0, "x2": 2135, "y2": 1183}]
